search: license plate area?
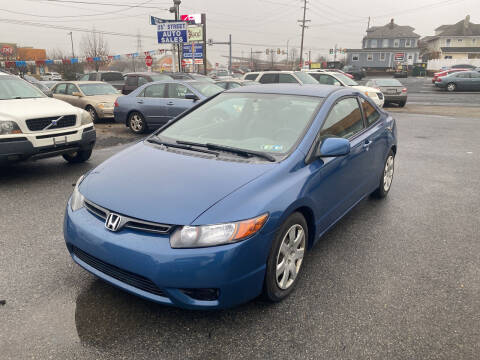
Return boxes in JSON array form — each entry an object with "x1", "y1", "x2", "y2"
[{"x1": 53, "y1": 136, "x2": 67, "y2": 147}]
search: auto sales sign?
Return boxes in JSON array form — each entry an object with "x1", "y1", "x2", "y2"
[{"x1": 157, "y1": 22, "x2": 188, "y2": 43}]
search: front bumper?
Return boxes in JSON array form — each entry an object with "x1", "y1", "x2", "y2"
[
  {"x1": 64, "y1": 203, "x2": 272, "y2": 309},
  {"x1": 0, "y1": 126, "x2": 96, "y2": 164}
]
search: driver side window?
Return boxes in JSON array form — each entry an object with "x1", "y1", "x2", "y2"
[
  {"x1": 167, "y1": 83, "x2": 193, "y2": 99},
  {"x1": 318, "y1": 74, "x2": 340, "y2": 86},
  {"x1": 54, "y1": 83, "x2": 67, "y2": 94},
  {"x1": 321, "y1": 98, "x2": 364, "y2": 139}
]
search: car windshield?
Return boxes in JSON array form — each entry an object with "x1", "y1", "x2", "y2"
[
  {"x1": 79, "y1": 83, "x2": 118, "y2": 96},
  {"x1": 374, "y1": 79, "x2": 403, "y2": 86},
  {"x1": 0, "y1": 77, "x2": 46, "y2": 100},
  {"x1": 159, "y1": 93, "x2": 322, "y2": 155},
  {"x1": 294, "y1": 71, "x2": 319, "y2": 84},
  {"x1": 188, "y1": 82, "x2": 224, "y2": 97},
  {"x1": 335, "y1": 73, "x2": 358, "y2": 86}
]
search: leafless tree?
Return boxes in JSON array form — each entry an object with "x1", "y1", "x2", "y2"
[{"x1": 81, "y1": 29, "x2": 109, "y2": 71}]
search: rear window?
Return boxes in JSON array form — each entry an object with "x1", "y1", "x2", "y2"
[
  {"x1": 244, "y1": 73, "x2": 258, "y2": 81},
  {"x1": 374, "y1": 79, "x2": 403, "y2": 86},
  {"x1": 101, "y1": 72, "x2": 124, "y2": 82}
]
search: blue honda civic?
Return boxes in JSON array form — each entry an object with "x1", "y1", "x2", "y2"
[{"x1": 64, "y1": 84, "x2": 397, "y2": 309}]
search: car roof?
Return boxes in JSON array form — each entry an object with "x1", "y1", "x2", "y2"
[
  {"x1": 56, "y1": 81, "x2": 106, "y2": 84},
  {"x1": 124, "y1": 72, "x2": 165, "y2": 76},
  {"x1": 226, "y1": 84, "x2": 340, "y2": 97}
]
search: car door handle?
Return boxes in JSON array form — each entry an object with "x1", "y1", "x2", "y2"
[
  {"x1": 167, "y1": 101, "x2": 174, "y2": 105},
  {"x1": 363, "y1": 140, "x2": 372, "y2": 149},
  {"x1": 137, "y1": 100, "x2": 144, "y2": 104}
]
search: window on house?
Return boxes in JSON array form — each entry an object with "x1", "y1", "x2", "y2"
[
  {"x1": 458, "y1": 38, "x2": 463, "y2": 43},
  {"x1": 444, "y1": 56, "x2": 452, "y2": 59},
  {"x1": 352, "y1": 54, "x2": 359, "y2": 61},
  {"x1": 394, "y1": 39, "x2": 399, "y2": 47},
  {"x1": 367, "y1": 53, "x2": 373, "y2": 61},
  {"x1": 380, "y1": 53, "x2": 386, "y2": 61},
  {"x1": 371, "y1": 39, "x2": 377, "y2": 48},
  {"x1": 383, "y1": 39, "x2": 389, "y2": 48},
  {"x1": 446, "y1": 39, "x2": 451, "y2": 46},
  {"x1": 405, "y1": 39, "x2": 411, "y2": 47}
]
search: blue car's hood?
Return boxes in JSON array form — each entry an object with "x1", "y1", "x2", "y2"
[{"x1": 80, "y1": 142, "x2": 276, "y2": 225}]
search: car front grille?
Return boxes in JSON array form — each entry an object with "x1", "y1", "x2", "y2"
[
  {"x1": 72, "y1": 246, "x2": 166, "y2": 297},
  {"x1": 26, "y1": 115, "x2": 76, "y2": 131},
  {"x1": 84, "y1": 200, "x2": 173, "y2": 234},
  {"x1": 376, "y1": 92, "x2": 384, "y2": 100}
]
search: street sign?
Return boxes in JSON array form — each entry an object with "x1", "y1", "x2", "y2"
[
  {"x1": 181, "y1": 14, "x2": 201, "y2": 24},
  {"x1": 150, "y1": 16, "x2": 178, "y2": 25},
  {"x1": 157, "y1": 22, "x2": 188, "y2": 44},
  {"x1": 194, "y1": 59, "x2": 203, "y2": 65},
  {"x1": 145, "y1": 55, "x2": 153, "y2": 67},
  {"x1": 182, "y1": 59, "x2": 193, "y2": 66},
  {"x1": 182, "y1": 44, "x2": 203, "y2": 59},
  {"x1": 187, "y1": 25, "x2": 203, "y2": 42},
  {"x1": 394, "y1": 52, "x2": 405, "y2": 61}
]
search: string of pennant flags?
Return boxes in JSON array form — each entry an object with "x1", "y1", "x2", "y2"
[{"x1": 0, "y1": 48, "x2": 172, "y2": 68}]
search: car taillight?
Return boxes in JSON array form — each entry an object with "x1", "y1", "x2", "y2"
[
  {"x1": 402, "y1": 88, "x2": 407, "y2": 93},
  {"x1": 437, "y1": 78, "x2": 442, "y2": 82},
  {"x1": 114, "y1": 100, "x2": 119, "y2": 107}
]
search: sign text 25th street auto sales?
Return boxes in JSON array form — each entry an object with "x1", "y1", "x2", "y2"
[{"x1": 157, "y1": 22, "x2": 188, "y2": 43}]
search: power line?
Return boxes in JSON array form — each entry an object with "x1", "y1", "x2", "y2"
[{"x1": 39, "y1": 0, "x2": 170, "y2": 9}]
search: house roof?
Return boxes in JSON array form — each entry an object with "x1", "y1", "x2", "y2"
[
  {"x1": 433, "y1": 15, "x2": 480, "y2": 36},
  {"x1": 441, "y1": 47, "x2": 480, "y2": 53},
  {"x1": 365, "y1": 19, "x2": 420, "y2": 39}
]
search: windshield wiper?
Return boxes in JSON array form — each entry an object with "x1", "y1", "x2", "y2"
[
  {"x1": 147, "y1": 137, "x2": 219, "y2": 156},
  {"x1": 176, "y1": 140, "x2": 276, "y2": 162}
]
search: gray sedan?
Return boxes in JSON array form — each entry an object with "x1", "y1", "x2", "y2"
[
  {"x1": 365, "y1": 78, "x2": 407, "y2": 107},
  {"x1": 435, "y1": 71, "x2": 480, "y2": 92}
]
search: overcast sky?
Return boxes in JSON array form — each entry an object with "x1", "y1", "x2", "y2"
[{"x1": 1, "y1": 0, "x2": 479, "y2": 65}]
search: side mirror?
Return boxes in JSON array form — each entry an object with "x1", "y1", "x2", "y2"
[
  {"x1": 72, "y1": 91, "x2": 83, "y2": 97},
  {"x1": 317, "y1": 137, "x2": 350, "y2": 157},
  {"x1": 185, "y1": 93, "x2": 199, "y2": 101}
]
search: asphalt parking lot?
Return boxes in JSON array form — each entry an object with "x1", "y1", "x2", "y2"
[{"x1": 1, "y1": 110, "x2": 479, "y2": 359}]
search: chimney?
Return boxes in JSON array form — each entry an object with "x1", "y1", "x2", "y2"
[
  {"x1": 390, "y1": 19, "x2": 395, "y2": 29},
  {"x1": 464, "y1": 15, "x2": 470, "y2": 29}
]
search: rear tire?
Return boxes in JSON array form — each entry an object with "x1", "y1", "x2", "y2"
[
  {"x1": 446, "y1": 83, "x2": 457, "y2": 92},
  {"x1": 263, "y1": 212, "x2": 308, "y2": 302},
  {"x1": 128, "y1": 112, "x2": 147, "y2": 134},
  {"x1": 372, "y1": 150, "x2": 395, "y2": 198},
  {"x1": 63, "y1": 148, "x2": 92, "y2": 163}
]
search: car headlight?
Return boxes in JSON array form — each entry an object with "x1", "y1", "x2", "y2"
[
  {"x1": 170, "y1": 213, "x2": 269, "y2": 248},
  {"x1": 70, "y1": 175, "x2": 86, "y2": 211},
  {"x1": 97, "y1": 102, "x2": 113, "y2": 109},
  {"x1": 80, "y1": 110, "x2": 93, "y2": 125},
  {"x1": 0, "y1": 121, "x2": 22, "y2": 135}
]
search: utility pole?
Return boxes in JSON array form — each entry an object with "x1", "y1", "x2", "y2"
[
  {"x1": 298, "y1": 0, "x2": 310, "y2": 69},
  {"x1": 333, "y1": 44, "x2": 337, "y2": 63},
  {"x1": 367, "y1": 16, "x2": 371, "y2": 30},
  {"x1": 202, "y1": 13, "x2": 207, "y2": 75},
  {"x1": 308, "y1": 50, "x2": 311, "y2": 69},
  {"x1": 229, "y1": 34, "x2": 232, "y2": 72},
  {"x1": 68, "y1": 32, "x2": 75, "y2": 57},
  {"x1": 170, "y1": 0, "x2": 182, "y2": 72}
]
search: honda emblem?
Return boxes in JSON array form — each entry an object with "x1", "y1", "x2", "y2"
[{"x1": 105, "y1": 213, "x2": 122, "y2": 232}]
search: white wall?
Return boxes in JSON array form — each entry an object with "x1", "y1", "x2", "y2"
[{"x1": 427, "y1": 58, "x2": 480, "y2": 70}]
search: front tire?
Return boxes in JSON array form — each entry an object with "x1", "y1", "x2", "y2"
[
  {"x1": 86, "y1": 106, "x2": 99, "y2": 123},
  {"x1": 62, "y1": 148, "x2": 92, "y2": 163},
  {"x1": 128, "y1": 112, "x2": 147, "y2": 134},
  {"x1": 263, "y1": 212, "x2": 307, "y2": 302},
  {"x1": 372, "y1": 150, "x2": 395, "y2": 198},
  {"x1": 446, "y1": 83, "x2": 457, "y2": 92}
]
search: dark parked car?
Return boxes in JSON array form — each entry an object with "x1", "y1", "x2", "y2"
[
  {"x1": 122, "y1": 72, "x2": 175, "y2": 95},
  {"x1": 65, "y1": 84, "x2": 398, "y2": 309},
  {"x1": 365, "y1": 78, "x2": 407, "y2": 107},
  {"x1": 435, "y1": 71, "x2": 480, "y2": 91},
  {"x1": 450, "y1": 64, "x2": 476, "y2": 70},
  {"x1": 114, "y1": 80, "x2": 224, "y2": 133},
  {"x1": 342, "y1": 65, "x2": 366, "y2": 80},
  {"x1": 78, "y1": 71, "x2": 125, "y2": 90}
]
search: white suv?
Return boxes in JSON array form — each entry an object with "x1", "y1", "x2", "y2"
[
  {"x1": 243, "y1": 71, "x2": 319, "y2": 85},
  {"x1": 0, "y1": 73, "x2": 96, "y2": 165},
  {"x1": 305, "y1": 70, "x2": 384, "y2": 107},
  {"x1": 41, "y1": 72, "x2": 62, "y2": 81}
]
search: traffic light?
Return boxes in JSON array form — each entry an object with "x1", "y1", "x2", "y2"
[
  {"x1": 277, "y1": 48, "x2": 281, "y2": 55},
  {"x1": 266, "y1": 48, "x2": 270, "y2": 55}
]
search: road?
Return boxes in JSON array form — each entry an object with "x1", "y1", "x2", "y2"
[
  {"x1": 359, "y1": 76, "x2": 480, "y2": 107},
  {"x1": 1, "y1": 111, "x2": 479, "y2": 359}
]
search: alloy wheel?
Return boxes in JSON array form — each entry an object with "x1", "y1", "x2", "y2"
[
  {"x1": 130, "y1": 114, "x2": 143, "y2": 132},
  {"x1": 383, "y1": 155, "x2": 394, "y2": 192},
  {"x1": 275, "y1": 224, "x2": 306, "y2": 290}
]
